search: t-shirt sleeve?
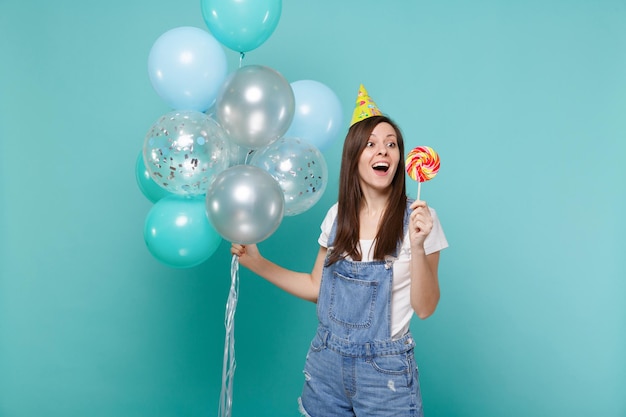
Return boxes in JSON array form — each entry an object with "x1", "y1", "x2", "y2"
[{"x1": 318, "y1": 203, "x2": 338, "y2": 248}]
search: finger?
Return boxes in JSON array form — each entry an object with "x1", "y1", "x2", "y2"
[
  {"x1": 410, "y1": 199, "x2": 428, "y2": 208},
  {"x1": 413, "y1": 221, "x2": 433, "y2": 235},
  {"x1": 411, "y1": 207, "x2": 429, "y2": 219},
  {"x1": 412, "y1": 212, "x2": 433, "y2": 227},
  {"x1": 230, "y1": 243, "x2": 245, "y2": 256},
  {"x1": 412, "y1": 205, "x2": 432, "y2": 218}
]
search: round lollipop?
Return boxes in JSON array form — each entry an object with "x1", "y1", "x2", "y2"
[{"x1": 405, "y1": 146, "x2": 440, "y2": 200}]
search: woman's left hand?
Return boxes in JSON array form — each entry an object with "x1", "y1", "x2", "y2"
[{"x1": 408, "y1": 200, "x2": 433, "y2": 249}]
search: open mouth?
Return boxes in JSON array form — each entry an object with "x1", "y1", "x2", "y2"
[{"x1": 372, "y1": 162, "x2": 389, "y2": 173}]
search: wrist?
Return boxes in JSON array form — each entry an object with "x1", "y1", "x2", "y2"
[{"x1": 410, "y1": 245, "x2": 426, "y2": 256}]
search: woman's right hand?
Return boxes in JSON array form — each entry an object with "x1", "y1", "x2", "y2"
[{"x1": 230, "y1": 243, "x2": 260, "y2": 268}]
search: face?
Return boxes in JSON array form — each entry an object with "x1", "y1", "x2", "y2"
[{"x1": 357, "y1": 122, "x2": 400, "y2": 192}]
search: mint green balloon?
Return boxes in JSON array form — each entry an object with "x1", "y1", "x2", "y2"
[
  {"x1": 144, "y1": 196, "x2": 222, "y2": 268},
  {"x1": 201, "y1": 0, "x2": 282, "y2": 53}
]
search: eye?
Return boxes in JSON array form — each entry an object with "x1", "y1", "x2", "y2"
[
  {"x1": 366, "y1": 141, "x2": 375, "y2": 148},
  {"x1": 386, "y1": 142, "x2": 397, "y2": 148}
]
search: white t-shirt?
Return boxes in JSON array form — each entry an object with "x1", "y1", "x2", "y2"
[{"x1": 318, "y1": 203, "x2": 449, "y2": 339}]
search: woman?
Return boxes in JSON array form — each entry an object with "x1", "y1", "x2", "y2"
[{"x1": 231, "y1": 85, "x2": 448, "y2": 416}]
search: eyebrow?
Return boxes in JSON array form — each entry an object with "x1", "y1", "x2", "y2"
[{"x1": 369, "y1": 133, "x2": 397, "y2": 138}]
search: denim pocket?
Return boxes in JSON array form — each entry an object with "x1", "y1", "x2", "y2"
[
  {"x1": 328, "y1": 271, "x2": 378, "y2": 328},
  {"x1": 369, "y1": 353, "x2": 411, "y2": 376}
]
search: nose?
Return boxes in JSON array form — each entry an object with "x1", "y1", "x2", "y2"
[{"x1": 377, "y1": 145, "x2": 388, "y2": 155}]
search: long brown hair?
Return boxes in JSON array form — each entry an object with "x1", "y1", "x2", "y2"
[{"x1": 327, "y1": 115, "x2": 407, "y2": 265}]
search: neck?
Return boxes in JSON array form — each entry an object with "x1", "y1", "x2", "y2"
[{"x1": 360, "y1": 189, "x2": 390, "y2": 217}]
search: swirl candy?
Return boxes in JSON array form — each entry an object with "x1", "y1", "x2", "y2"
[{"x1": 406, "y1": 146, "x2": 440, "y2": 182}]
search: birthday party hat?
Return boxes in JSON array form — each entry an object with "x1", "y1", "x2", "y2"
[{"x1": 350, "y1": 84, "x2": 382, "y2": 127}]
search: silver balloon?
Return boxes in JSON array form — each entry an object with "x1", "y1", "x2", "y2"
[
  {"x1": 251, "y1": 137, "x2": 328, "y2": 216},
  {"x1": 215, "y1": 65, "x2": 295, "y2": 150},
  {"x1": 206, "y1": 165, "x2": 285, "y2": 244},
  {"x1": 143, "y1": 110, "x2": 229, "y2": 196}
]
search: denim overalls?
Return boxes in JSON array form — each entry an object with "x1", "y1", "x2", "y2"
[{"x1": 299, "y1": 202, "x2": 424, "y2": 417}]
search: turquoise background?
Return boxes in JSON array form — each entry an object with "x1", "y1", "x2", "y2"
[{"x1": 1, "y1": 1, "x2": 625, "y2": 416}]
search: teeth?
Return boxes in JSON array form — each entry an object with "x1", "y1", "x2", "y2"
[{"x1": 372, "y1": 162, "x2": 389, "y2": 171}]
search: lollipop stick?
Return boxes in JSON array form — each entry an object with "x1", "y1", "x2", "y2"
[{"x1": 417, "y1": 182, "x2": 422, "y2": 201}]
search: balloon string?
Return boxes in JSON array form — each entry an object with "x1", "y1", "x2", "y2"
[
  {"x1": 219, "y1": 255, "x2": 240, "y2": 417},
  {"x1": 239, "y1": 52, "x2": 245, "y2": 68},
  {"x1": 244, "y1": 149, "x2": 254, "y2": 165}
]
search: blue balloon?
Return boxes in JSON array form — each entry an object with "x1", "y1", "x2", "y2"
[
  {"x1": 135, "y1": 151, "x2": 172, "y2": 203},
  {"x1": 284, "y1": 80, "x2": 344, "y2": 152},
  {"x1": 148, "y1": 26, "x2": 228, "y2": 112},
  {"x1": 201, "y1": 0, "x2": 282, "y2": 53},
  {"x1": 144, "y1": 195, "x2": 222, "y2": 268}
]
